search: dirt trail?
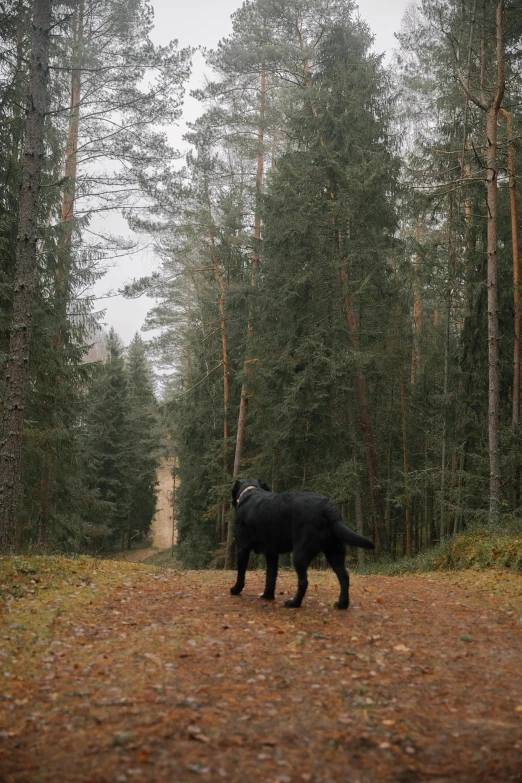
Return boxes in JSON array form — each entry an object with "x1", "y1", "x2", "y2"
[
  {"x1": 115, "y1": 459, "x2": 175, "y2": 563},
  {"x1": 1, "y1": 566, "x2": 521, "y2": 783}
]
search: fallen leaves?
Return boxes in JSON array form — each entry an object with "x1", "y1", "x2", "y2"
[
  {"x1": 187, "y1": 725, "x2": 210, "y2": 743},
  {"x1": 1, "y1": 561, "x2": 521, "y2": 783},
  {"x1": 143, "y1": 652, "x2": 162, "y2": 667}
]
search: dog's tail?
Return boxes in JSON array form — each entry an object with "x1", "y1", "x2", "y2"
[{"x1": 329, "y1": 506, "x2": 375, "y2": 549}]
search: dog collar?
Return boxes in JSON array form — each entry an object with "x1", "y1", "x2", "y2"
[{"x1": 237, "y1": 485, "x2": 256, "y2": 505}]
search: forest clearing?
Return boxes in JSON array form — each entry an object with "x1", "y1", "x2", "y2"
[{"x1": 1, "y1": 556, "x2": 521, "y2": 783}]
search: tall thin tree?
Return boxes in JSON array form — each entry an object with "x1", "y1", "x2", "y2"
[{"x1": 0, "y1": 0, "x2": 53, "y2": 551}]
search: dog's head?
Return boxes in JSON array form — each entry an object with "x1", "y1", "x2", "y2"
[{"x1": 231, "y1": 478, "x2": 270, "y2": 508}]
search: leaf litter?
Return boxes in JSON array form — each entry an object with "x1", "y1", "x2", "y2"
[{"x1": 0, "y1": 557, "x2": 521, "y2": 782}]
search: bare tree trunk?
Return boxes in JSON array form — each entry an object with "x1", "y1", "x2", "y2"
[
  {"x1": 500, "y1": 109, "x2": 521, "y2": 507},
  {"x1": 440, "y1": 291, "x2": 450, "y2": 544},
  {"x1": 355, "y1": 483, "x2": 365, "y2": 569},
  {"x1": 500, "y1": 110, "x2": 520, "y2": 424},
  {"x1": 171, "y1": 464, "x2": 177, "y2": 557},
  {"x1": 340, "y1": 267, "x2": 385, "y2": 552},
  {"x1": 457, "y1": 0, "x2": 505, "y2": 523},
  {"x1": 411, "y1": 220, "x2": 422, "y2": 384},
  {"x1": 485, "y1": 100, "x2": 504, "y2": 521},
  {"x1": 399, "y1": 371, "x2": 411, "y2": 556},
  {"x1": 0, "y1": 0, "x2": 52, "y2": 552}
]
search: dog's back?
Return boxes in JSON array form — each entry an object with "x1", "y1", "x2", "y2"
[{"x1": 237, "y1": 488, "x2": 373, "y2": 553}]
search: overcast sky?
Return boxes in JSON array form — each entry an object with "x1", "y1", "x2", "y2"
[{"x1": 93, "y1": 0, "x2": 411, "y2": 344}]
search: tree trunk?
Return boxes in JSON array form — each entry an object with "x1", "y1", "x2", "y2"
[
  {"x1": 355, "y1": 483, "x2": 365, "y2": 569},
  {"x1": 457, "y1": 0, "x2": 505, "y2": 523},
  {"x1": 399, "y1": 371, "x2": 411, "y2": 557},
  {"x1": 500, "y1": 110, "x2": 520, "y2": 425},
  {"x1": 485, "y1": 102, "x2": 503, "y2": 521},
  {"x1": 440, "y1": 291, "x2": 450, "y2": 544},
  {"x1": 0, "y1": 0, "x2": 52, "y2": 552},
  {"x1": 340, "y1": 267, "x2": 385, "y2": 552},
  {"x1": 411, "y1": 220, "x2": 422, "y2": 384}
]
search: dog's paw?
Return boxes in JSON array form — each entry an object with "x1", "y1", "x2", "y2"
[
  {"x1": 334, "y1": 601, "x2": 348, "y2": 610},
  {"x1": 284, "y1": 599, "x2": 302, "y2": 608},
  {"x1": 230, "y1": 585, "x2": 243, "y2": 595},
  {"x1": 260, "y1": 592, "x2": 275, "y2": 600}
]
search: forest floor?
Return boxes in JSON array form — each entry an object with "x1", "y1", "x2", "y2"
[{"x1": 1, "y1": 558, "x2": 522, "y2": 783}]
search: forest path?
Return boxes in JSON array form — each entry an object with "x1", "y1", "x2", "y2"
[
  {"x1": 113, "y1": 459, "x2": 175, "y2": 563},
  {"x1": 1, "y1": 562, "x2": 522, "y2": 783}
]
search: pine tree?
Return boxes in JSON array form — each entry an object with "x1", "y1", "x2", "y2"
[
  {"x1": 0, "y1": 0, "x2": 53, "y2": 551},
  {"x1": 125, "y1": 334, "x2": 160, "y2": 547},
  {"x1": 248, "y1": 20, "x2": 399, "y2": 550},
  {"x1": 84, "y1": 329, "x2": 132, "y2": 550}
]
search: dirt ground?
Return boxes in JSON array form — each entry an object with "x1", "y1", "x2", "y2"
[{"x1": 1, "y1": 561, "x2": 522, "y2": 783}]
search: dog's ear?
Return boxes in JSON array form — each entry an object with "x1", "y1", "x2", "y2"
[
  {"x1": 258, "y1": 480, "x2": 270, "y2": 492},
  {"x1": 231, "y1": 479, "x2": 241, "y2": 506}
]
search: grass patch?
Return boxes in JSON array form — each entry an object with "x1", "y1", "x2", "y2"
[
  {"x1": 142, "y1": 548, "x2": 179, "y2": 568},
  {"x1": 360, "y1": 529, "x2": 522, "y2": 576},
  {"x1": 0, "y1": 555, "x2": 160, "y2": 648}
]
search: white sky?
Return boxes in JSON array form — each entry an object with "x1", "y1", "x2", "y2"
[{"x1": 93, "y1": 0, "x2": 411, "y2": 344}]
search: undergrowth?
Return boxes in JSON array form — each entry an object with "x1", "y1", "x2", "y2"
[
  {"x1": 360, "y1": 529, "x2": 522, "y2": 576},
  {"x1": 142, "y1": 549, "x2": 179, "y2": 568}
]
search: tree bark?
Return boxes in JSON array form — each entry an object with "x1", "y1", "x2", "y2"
[
  {"x1": 399, "y1": 370, "x2": 411, "y2": 557},
  {"x1": 456, "y1": 0, "x2": 505, "y2": 522},
  {"x1": 500, "y1": 110, "x2": 520, "y2": 425},
  {"x1": 340, "y1": 266, "x2": 385, "y2": 552},
  {"x1": 0, "y1": 0, "x2": 52, "y2": 552},
  {"x1": 355, "y1": 482, "x2": 365, "y2": 569},
  {"x1": 484, "y1": 14, "x2": 504, "y2": 521},
  {"x1": 440, "y1": 288, "x2": 450, "y2": 544},
  {"x1": 411, "y1": 220, "x2": 422, "y2": 384}
]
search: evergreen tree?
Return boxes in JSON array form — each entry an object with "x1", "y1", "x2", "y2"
[
  {"x1": 85, "y1": 329, "x2": 132, "y2": 550},
  {"x1": 0, "y1": 0, "x2": 53, "y2": 550},
  {"x1": 249, "y1": 20, "x2": 399, "y2": 550},
  {"x1": 125, "y1": 334, "x2": 160, "y2": 547}
]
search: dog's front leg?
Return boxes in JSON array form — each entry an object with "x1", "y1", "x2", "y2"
[
  {"x1": 230, "y1": 548, "x2": 250, "y2": 595},
  {"x1": 261, "y1": 552, "x2": 278, "y2": 600}
]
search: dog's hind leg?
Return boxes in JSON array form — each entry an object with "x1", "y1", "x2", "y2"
[
  {"x1": 324, "y1": 546, "x2": 349, "y2": 610},
  {"x1": 230, "y1": 548, "x2": 250, "y2": 595},
  {"x1": 261, "y1": 552, "x2": 278, "y2": 600},
  {"x1": 285, "y1": 552, "x2": 311, "y2": 608}
]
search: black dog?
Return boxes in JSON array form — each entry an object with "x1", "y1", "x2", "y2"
[{"x1": 230, "y1": 478, "x2": 375, "y2": 609}]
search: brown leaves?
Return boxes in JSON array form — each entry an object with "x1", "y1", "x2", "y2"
[
  {"x1": 187, "y1": 725, "x2": 210, "y2": 743},
  {"x1": 1, "y1": 562, "x2": 522, "y2": 783}
]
